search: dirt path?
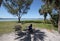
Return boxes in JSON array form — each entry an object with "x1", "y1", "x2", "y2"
[{"x1": 0, "y1": 29, "x2": 60, "y2": 41}]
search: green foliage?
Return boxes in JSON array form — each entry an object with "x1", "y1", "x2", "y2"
[
  {"x1": 41, "y1": 0, "x2": 60, "y2": 28},
  {"x1": 21, "y1": 20, "x2": 44, "y2": 23},
  {"x1": 3, "y1": 0, "x2": 33, "y2": 23},
  {"x1": 39, "y1": 5, "x2": 47, "y2": 22},
  {"x1": 45, "y1": 20, "x2": 51, "y2": 24},
  {"x1": 20, "y1": 20, "x2": 51, "y2": 24},
  {"x1": 51, "y1": 14, "x2": 58, "y2": 27},
  {"x1": 39, "y1": 4, "x2": 52, "y2": 23},
  {"x1": 41, "y1": 0, "x2": 60, "y2": 10},
  {"x1": 3, "y1": 0, "x2": 33, "y2": 15}
]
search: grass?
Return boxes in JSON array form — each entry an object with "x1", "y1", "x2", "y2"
[
  {"x1": 0, "y1": 21, "x2": 57, "y2": 35},
  {"x1": 22, "y1": 23, "x2": 54, "y2": 30},
  {"x1": 0, "y1": 21, "x2": 17, "y2": 35}
]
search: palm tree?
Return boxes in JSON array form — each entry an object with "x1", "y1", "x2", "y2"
[
  {"x1": 39, "y1": 7, "x2": 47, "y2": 23},
  {"x1": 39, "y1": 4, "x2": 52, "y2": 23}
]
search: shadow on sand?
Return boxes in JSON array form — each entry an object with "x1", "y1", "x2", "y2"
[{"x1": 15, "y1": 29, "x2": 46, "y2": 41}]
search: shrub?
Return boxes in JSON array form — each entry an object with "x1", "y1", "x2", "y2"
[{"x1": 51, "y1": 14, "x2": 58, "y2": 27}]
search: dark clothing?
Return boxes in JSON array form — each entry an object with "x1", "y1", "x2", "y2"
[
  {"x1": 28, "y1": 24, "x2": 33, "y2": 33},
  {"x1": 28, "y1": 24, "x2": 32, "y2": 30}
]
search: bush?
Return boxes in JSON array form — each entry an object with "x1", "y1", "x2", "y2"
[
  {"x1": 45, "y1": 20, "x2": 51, "y2": 24},
  {"x1": 21, "y1": 20, "x2": 44, "y2": 23},
  {"x1": 21, "y1": 20, "x2": 52, "y2": 24},
  {"x1": 51, "y1": 14, "x2": 58, "y2": 27}
]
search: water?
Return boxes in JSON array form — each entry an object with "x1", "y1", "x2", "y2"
[
  {"x1": 0, "y1": 18, "x2": 18, "y2": 21},
  {"x1": 0, "y1": 18, "x2": 43, "y2": 21}
]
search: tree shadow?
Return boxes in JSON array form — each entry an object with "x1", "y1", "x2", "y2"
[
  {"x1": 33, "y1": 29, "x2": 46, "y2": 41},
  {"x1": 15, "y1": 29, "x2": 46, "y2": 41}
]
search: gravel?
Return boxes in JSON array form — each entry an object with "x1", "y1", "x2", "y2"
[{"x1": 0, "y1": 29, "x2": 60, "y2": 41}]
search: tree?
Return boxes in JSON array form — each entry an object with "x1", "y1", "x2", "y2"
[
  {"x1": 0, "y1": 0, "x2": 3, "y2": 6},
  {"x1": 39, "y1": 6, "x2": 47, "y2": 23},
  {"x1": 41, "y1": 0, "x2": 60, "y2": 33},
  {"x1": 3, "y1": 0, "x2": 33, "y2": 23},
  {"x1": 39, "y1": 4, "x2": 52, "y2": 23}
]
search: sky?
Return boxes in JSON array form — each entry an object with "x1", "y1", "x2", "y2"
[{"x1": 0, "y1": 0, "x2": 50, "y2": 19}]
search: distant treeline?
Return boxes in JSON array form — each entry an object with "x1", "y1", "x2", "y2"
[{"x1": 21, "y1": 20, "x2": 51, "y2": 24}]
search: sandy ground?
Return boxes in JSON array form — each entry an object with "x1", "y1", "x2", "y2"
[{"x1": 0, "y1": 29, "x2": 60, "y2": 41}]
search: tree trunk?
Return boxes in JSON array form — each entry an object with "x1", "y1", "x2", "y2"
[
  {"x1": 58, "y1": 9, "x2": 60, "y2": 33},
  {"x1": 18, "y1": 13, "x2": 21, "y2": 23},
  {"x1": 44, "y1": 15, "x2": 46, "y2": 23},
  {"x1": 18, "y1": 16, "x2": 21, "y2": 23},
  {"x1": 44, "y1": 13, "x2": 47, "y2": 23}
]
